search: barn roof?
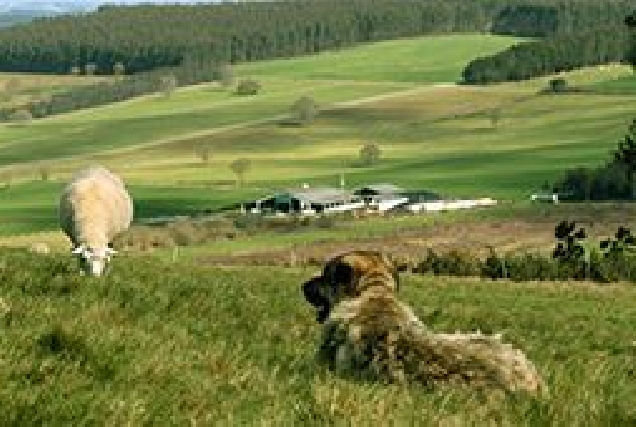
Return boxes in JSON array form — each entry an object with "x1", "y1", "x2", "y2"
[
  {"x1": 355, "y1": 183, "x2": 404, "y2": 195},
  {"x1": 266, "y1": 187, "x2": 357, "y2": 205}
]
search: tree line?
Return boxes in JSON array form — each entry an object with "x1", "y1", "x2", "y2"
[
  {"x1": 0, "y1": 59, "x2": 221, "y2": 121},
  {"x1": 628, "y1": 11, "x2": 636, "y2": 67},
  {"x1": 0, "y1": 0, "x2": 496, "y2": 75},
  {"x1": 0, "y1": 0, "x2": 630, "y2": 76},
  {"x1": 462, "y1": 2, "x2": 633, "y2": 84},
  {"x1": 552, "y1": 120, "x2": 636, "y2": 201}
]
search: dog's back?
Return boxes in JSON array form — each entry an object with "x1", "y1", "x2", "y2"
[{"x1": 305, "y1": 250, "x2": 544, "y2": 394}]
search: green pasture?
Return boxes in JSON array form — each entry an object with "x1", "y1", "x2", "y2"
[
  {"x1": 87, "y1": 87, "x2": 636, "y2": 195},
  {"x1": 238, "y1": 34, "x2": 525, "y2": 82},
  {"x1": 0, "y1": 181, "x2": 264, "y2": 236},
  {"x1": 0, "y1": 79, "x2": 409, "y2": 168},
  {"x1": 1, "y1": 85, "x2": 634, "y2": 236},
  {"x1": 0, "y1": 34, "x2": 633, "y2": 237},
  {"x1": 590, "y1": 74, "x2": 636, "y2": 94},
  {"x1": 1, "y1": 250, "x2": 634, "y2": 425}
]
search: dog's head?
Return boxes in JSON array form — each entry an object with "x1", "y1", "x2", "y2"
[{"x1": 302, "y1": 250, "x2": 400, "y2": 323}]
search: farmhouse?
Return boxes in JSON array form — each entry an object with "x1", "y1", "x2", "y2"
[
  {"x1": 354, "y1": 184, "x2": 409, "y2": 212},
  {"x1": 243, "y1": 184, "x2": 498, "y2": 217},
  {"x1": 246, "y1": 188, "x2": 364, "y2": 215}
]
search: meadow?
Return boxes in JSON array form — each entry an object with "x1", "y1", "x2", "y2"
[
  {"x1": 1, "y1": 31, "x2": 635, "y2": 426},
  {"x1": 0, "y1": 249, "x2": 634, "y2": 425},
  {"x1": 0, "y1": 34, "x2": 634, "y2": 238}
]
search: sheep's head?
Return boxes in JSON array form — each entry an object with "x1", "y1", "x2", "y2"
[{"x1": 72, "y1": 245, "x2": 117, "y2": 277}]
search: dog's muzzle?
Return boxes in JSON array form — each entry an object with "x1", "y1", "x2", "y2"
[{"x1": 302, "y1": 277, "x2": 331, "y2": 323}]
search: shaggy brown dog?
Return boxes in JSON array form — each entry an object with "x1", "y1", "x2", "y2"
[{"x1": 302, "y1": 251, "x2": 544, "y2": 394}]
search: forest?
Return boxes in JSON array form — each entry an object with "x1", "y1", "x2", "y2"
[
  {"x1": 0, "y1": 0, "x2": 631, "y2": 76},
  {"x1": 463, "y1": 2, "x2": 633, "y2": 83},
  {"x1": 0, "y1": 1, "x2": 632, "y2": 119}
]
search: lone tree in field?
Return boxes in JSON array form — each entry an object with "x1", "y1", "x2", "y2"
[
  {"x1": 488, "y1": 107, "x2": 502, "y2": 129},
  {"x1": 235, "y1": 79, "x2": 261, "y2": 96},
  {"x1": 614, "y1": 119, "x2": 636, "y2": 199},
  {"x1": 359, "y1": 143, "x2": 381, "y2": 166},
  {"x1": 196, "y1": 146, "x2": 211, "y2": 164},
  {"x1": 548, "y1": 78, "x2": 568, "y2": 93},
  {"x1": 291, "y1": 96, "x2": 319, "y2": 126},
  {"x1": 230, "y1": 158, "x2": 251, "y2": 187},
  {"x1": 39, "y1": 166, "x2": 51, "y2": 182}
]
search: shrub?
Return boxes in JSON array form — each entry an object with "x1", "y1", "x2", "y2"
[
  {"x1": 548, "y1": 78, "x2": 568, "y2": 93},
  {"x1": 9, "y1": 109, "x2": 32, "y2": 124},
  {"x1": 236, "y1": 79, "x2": 261, "y2": 96},
  {"x1": 290, "y1": 96, "x2": 319, "y2": 126},
  {"x1": 414, "y1": 249, "x2": 481, "y2": 277}
]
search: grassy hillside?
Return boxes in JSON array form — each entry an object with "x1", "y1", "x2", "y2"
[
  {"x1": 591, "y1": 75, "x2": 636, "y2": 94},
  {"x1": 240, "y1": 35, "x2": 525, "y2": 83},
  {"x1": 0, "y1": 35, "x2": 633, "y2": 237},
  {"x1": 1, "y1": 250, "x2": 634, "y2": 425},
  {"x1": 0, "y1": 73, "x2": 110, "y2": 110}
]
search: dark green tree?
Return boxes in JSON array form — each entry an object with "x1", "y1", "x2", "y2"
[
  {"x1": 291, "y1": 95, "x2": 318, "y2": 126},
  {"x1": 359, "y1": 143, "x2": 381, "y2": 166},
  {"x1": 235, "y1": 79, "x2": 260, "y2": 96},
  {"x1": 230, "y1": 158, "x2": 251, "y2": 187},
  {"x1": 613, "y1": 119, "x2": 636, "y2": 199},
  {"x1": 627, "y1": 12, "x2": 636, "y2": 67}
]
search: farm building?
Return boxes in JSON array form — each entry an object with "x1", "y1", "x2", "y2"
[
  {"x1": 246, "y1": 188, "x2": 364, "y2": 215},
  {"x1": 354, "y1": 184, "x2": 410, "y2": 212},
  {"x1": 530, "y1": 193, "x2": 560, "y2": 204},
  {"x1": 243, "y1": 184, "x2": 497, "y2": 217},
  {"x1": 406, "y1": 197, "x2": 497, "y2": 213}
]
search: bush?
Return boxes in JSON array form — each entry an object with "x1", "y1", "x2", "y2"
[
  {"x1": 548, "y1": 78, "x2": 568, "y2": 93},
  {"x1": 290, "y1": 96, "x2": 319, "y2": 126},
  {"x1": 9, "y1": 109, "x2": 32, "y2": 124},
  {"x1": 414, "y1": 249, "x2": 481, "y2": 277},
  {"x1": 411, "y1": 223, "x2": 636, "y2": 284},
  {"x1": 236, "y1": 79, "x2": 261, "y2": 96}
]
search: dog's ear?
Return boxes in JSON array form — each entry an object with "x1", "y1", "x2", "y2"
[
  {"x1": 325, "y1": 259, "x2": 358, "y2": 295},
  {"x1": 332, "y1": 262, "x2": 354, "y2": 284}
]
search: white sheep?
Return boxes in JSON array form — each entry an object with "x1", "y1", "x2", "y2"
[{"x1": 59, "y1": 166, "x2": 133, "y2": 276}]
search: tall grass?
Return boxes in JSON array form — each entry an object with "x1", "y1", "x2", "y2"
[{"x1": 0, "y1": 249, "x2": 634, "y2": 425}]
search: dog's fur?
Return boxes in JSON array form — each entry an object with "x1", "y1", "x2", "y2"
[{"x1": 302, "y1": 251, "x2": 544, "y2": 394}]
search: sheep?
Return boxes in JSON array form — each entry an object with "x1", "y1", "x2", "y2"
[{"x1": 59, "y1": 166, "x2": 133, "y2": 276}]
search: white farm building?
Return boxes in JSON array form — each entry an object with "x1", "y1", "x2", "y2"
[
  {"x1": 246, "y1": 188, "x2": 364, "y2": 215},
  {"x1": 355, "y1": 184, "x2": 410, "y2": 212}
]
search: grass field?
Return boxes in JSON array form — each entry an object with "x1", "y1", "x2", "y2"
[
  {"x1": 0, "y1": 34, "x2": 633, "y2": 238},
  {"x1": 1, "y1": 250, "x2": 634, "y2": 425},
  {"x1": 591, "y1": 74, "x2": 636, "y2": 94},
  {"x1": 1, "y1": 33, "x2": 635, "y2": 426},
  {"x1": 0, "y1": 73, "x2": 110, "y2": 110},
  {"x1": 239, "y1": 35, "x2": 525, "y2": 83}
]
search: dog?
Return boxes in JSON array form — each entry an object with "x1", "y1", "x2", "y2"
[{"x1": 302, "y1": 250, "x2": 544, "y2": 394}]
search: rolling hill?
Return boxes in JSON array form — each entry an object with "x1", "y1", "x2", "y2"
[{"x1": 0, "y1": 34, "x2": 633, "y2": 238}]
